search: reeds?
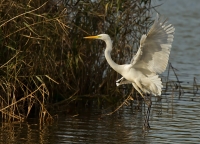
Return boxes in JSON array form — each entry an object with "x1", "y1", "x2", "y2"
[
  {"x1": 0, "y1": 0, "x2": 69, "y2": 122},
  {"x1": 0, "y1": 0, "x2": 153, "y2": 121},
  {"x1": 164, "y1": 63, "x2": 200, "y2": 99}
]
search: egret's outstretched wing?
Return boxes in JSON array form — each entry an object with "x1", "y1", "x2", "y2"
[{"x1": 132, "y1": 13, "x2": 175, "y2": 74}]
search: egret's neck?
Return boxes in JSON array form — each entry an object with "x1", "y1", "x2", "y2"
[{"x1": 104, "y1": 40, "x2": 122, "y2": 74}]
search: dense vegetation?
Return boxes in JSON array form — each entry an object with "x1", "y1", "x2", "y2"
[{"x1": 0, "y1": 0, "x2": 152, "y2": 122}]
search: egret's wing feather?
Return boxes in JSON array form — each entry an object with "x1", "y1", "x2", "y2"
[{"x1": 132, "y1": 13, "x2": 175, "y2": 74}]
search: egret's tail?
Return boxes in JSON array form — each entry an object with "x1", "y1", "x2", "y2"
[{"x1": 142, "y1": 75, "x2": 163, "y2": 96}]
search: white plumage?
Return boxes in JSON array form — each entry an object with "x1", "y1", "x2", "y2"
[{"x1": 84, "y1": 14, "x2": 175, "y2": 99}]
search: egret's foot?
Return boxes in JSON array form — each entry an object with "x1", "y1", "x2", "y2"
[{"x1": 143, "y1": 121, "x2": 151, "y2": 130}]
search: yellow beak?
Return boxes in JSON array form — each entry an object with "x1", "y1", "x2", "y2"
[{"x1": 84, "y1": 35, "x2": 100, "y2": 39}]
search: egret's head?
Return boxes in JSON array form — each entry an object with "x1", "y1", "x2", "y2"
[{"x1": 84, "y1": 34, "x2": 110, "y2": 41}]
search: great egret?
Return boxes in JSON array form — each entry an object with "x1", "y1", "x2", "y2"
[{"x1": 84, "y1": 14, "x2": 175, "y2": 99}]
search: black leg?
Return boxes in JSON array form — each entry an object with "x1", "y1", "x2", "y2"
[
  {"x1": 135, "y1": 92, "x2": 141, "y2": 109},
  {"x1": 143, "y1": 95, "x2": 152, "y2": 130}
]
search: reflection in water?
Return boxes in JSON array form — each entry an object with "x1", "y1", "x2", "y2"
[
  {"x1": 0, "y1": 96, "x2": 200, "y2": 143},
  {"x1": 1, "y1": 0, "x2": 200, "y2": 143},
  {"x1": 0, "y1": 101, "x2": 153, "y2": 143}
]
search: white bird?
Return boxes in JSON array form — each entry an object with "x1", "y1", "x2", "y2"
[{"x1": 84, "y1": 14, "x2": 175, "y2": 99}]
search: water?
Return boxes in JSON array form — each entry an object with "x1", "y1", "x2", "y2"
[
  {"x1": 1, "y1": 0, "x2": 200, "y2": 143},
  {"x1": 154, "y1": 0, "x2": 200, "y2": 82},
  {"x1": 1, "y1": 99, "x2": 200, "y2": 143}
]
